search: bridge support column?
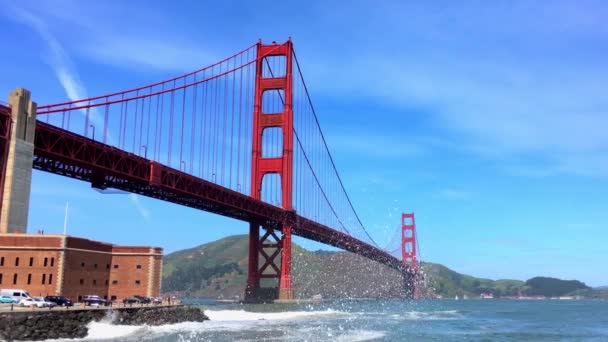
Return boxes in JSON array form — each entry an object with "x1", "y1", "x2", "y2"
[
  {"x1": 244, "y1": 223, "x2": 284, "y2": 302},
  {"x1": 278, "y1": 224, "x2": 293, "y2": 300},
  {"x1": 0, "y1": 88, "x2": 37, "y2": 234},
  {"x1": 245, "y1": 222, "x2": 261, "y2": 299}
]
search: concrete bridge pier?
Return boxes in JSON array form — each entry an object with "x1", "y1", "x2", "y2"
[{"x1": 0, "y1": 88, "x2": 37, "y2": 234}]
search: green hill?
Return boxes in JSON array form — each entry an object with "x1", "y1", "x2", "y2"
[
  {"x1": 421, "y1": 262, "x2": 527, "y2": 298},
  {"x1": 162, "y1": 235, "x2": 250, "y2": 297},
  {"x1": 161, "y1": 234, "x2": 593, "y2": 299},
  {"x1": 524, "y1": 277, "x2": 590, "y2": 297}
]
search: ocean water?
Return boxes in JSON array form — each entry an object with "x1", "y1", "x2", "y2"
[{"x1": 48, "y1": 299, "x2": 608, "y2": 341}]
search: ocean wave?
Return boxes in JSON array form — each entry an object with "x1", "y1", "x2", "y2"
[
  {"x1": 294, "y1": 327, "x2": 386, "y2": 342},
  {"x1": 399, "y1": 310, "x2": 462, "y2": 320},
  {"x1": 43, "y1": 322, "x2": 148, "y2": 341},
  {"x1": 205, "y1": 308, "x2": 345, "y2": 321},
  {"x1": 334, "y1": 330, "x2": 386, "y2": 342},
  {"x1": 352, "y1": 310, "x2": 462, "y2": 321},
  {"x1": 42, "y1": 309, "x2": 348, "y2": 341}
]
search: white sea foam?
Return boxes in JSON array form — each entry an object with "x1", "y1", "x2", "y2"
[
  {"x1": 292, "y1": 325, "x2": 386, "y2": 342},
  {"x1": 83, "y1": 323, "x2": 144, "y2": 339},
  {"x1": 43, "y1": 308, "x2": 347, "y2": 341},
  {"x1": 333, "y1": 330, "x2": 386, "y2": 341},
  {"x1": 44, "y1": 322, "x2": 147, "y2": 341},
  {"x1": 400, "y1": 310, "x2": 461, "y2": 320},
  {"x1": 205, "y1": 308, "x2": 344, "y2": 321},
  {"x1": 353, "y1": 310, "x2": 461, "y2": 321}
]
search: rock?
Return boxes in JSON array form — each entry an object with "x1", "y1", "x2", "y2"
[{"x1": 0, "y1": 306, "x2": 207, "y2": 341}]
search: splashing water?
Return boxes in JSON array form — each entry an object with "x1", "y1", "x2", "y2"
[{"x1": 43, "y1": 299, "x2": 608, "y2": 341}]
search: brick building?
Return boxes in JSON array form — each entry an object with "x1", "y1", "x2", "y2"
[{"x1": 0, "y1": 234, "x2": 162, "y2": 302}]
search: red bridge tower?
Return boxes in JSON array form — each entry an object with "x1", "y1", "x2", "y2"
[
  {"x1": 245, "y1": 40, "x2": 294, "y2": 302},
  {"x1": 402, "y1": 212, "x2": 419, "y2": 298}
]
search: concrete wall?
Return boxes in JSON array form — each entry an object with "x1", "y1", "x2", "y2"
[{"x1": 0, "y1": 88, "x2": 37, "y2": 234}]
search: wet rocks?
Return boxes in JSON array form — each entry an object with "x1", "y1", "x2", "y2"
[
  {"x1": 0, "y1": 306, "x2": 207, "y2": 341},
  {"x1": 0, "y1": 310, "x2": 105, "y2": 341},
  {"x1": 114, "y1": 306, "x2": 208, "y2": 325}
]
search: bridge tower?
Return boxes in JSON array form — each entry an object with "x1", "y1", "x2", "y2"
[
  {"x1": 402, "y1": 212, "x2": 419, "y2": 298},
  {"x1": 0, "y1": 88, "x2": 37, "y2": 233},
  {"x1": 246, "y1": 40, "x2": 295, "y2": 301}
]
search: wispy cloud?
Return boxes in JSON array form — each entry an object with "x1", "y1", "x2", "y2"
[
  {"x1": 128, "y1": 194, "x2": 150, "y2": 220},
  {"x1": 9, "y1": 5, "x2": 151, "y2": 220},
  {"x1": 80, "y1": 35, "x2": 216, "y2": 72},
  {"x1": 435, "y1": 188, "x2": 474, "y2": 201},
  {"x1": 8, "y1": 7, "x2": 87, "y2": 101},
  {"x1": 9, "y1": 0, "x2": 217, "y2": 73}
]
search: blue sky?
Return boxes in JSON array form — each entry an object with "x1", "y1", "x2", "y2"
[{"x1": 1, "y1": 1, "x2": 607, "y2": 286}]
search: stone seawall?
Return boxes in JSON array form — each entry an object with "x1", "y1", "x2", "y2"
[{"x1": 0, "y1": 305, "x2": 208, "y2": 341}]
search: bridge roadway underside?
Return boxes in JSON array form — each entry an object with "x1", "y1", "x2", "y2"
[{"x1": 32, "y1": 121, "x2": 402, "y2": 270}]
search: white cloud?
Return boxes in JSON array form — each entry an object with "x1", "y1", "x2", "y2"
[
  {"x1": 8, "y1": 0, "x2": 217, "y2": 73},
  {"x1": 128, "y1": 194, "x2": 151, "y2": 220},
  {"x1": 80, "y1": 35, "x2": 216, "y2": 72},
  {"x1": 9, "y1": 5, "x2": 151, "y2": 220},
  {"x1": 436, "y1": 188, "x2": 473, "y2": 201}
]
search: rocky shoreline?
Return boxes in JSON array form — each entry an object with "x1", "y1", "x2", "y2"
[{"x1": 0, "y1": 305, "x2": 208, "y2": 341}]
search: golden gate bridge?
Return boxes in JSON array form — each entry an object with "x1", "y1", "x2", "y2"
[{"x1": 0, "y1": 39, "x2": 419, "y2": 301}]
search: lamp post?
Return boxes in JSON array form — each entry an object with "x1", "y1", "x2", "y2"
[
  {"x1": 141, "y1": 145, "x2": 148, "y2": 159},
  {"x1": 89, "y1": 124, "x2": 95, "y2": 141}
]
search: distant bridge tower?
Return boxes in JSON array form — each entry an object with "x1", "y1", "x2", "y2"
[
  {"x1": 402, "y1": 212, "x2": 420, "y2": 298},
  {"x1": 245, "y1": 40, "x2": 295, "y2": 302}
]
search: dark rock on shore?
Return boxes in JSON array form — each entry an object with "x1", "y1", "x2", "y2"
[
  {"x1": 0, "y1": 310, "x2": 105, "y2": 341},
  {"x1": 0, "y1": 305, "x2": 208, "y2": 341},
  {"x1": 114, "y1": 306, "x2": 208, "y2": 325}
]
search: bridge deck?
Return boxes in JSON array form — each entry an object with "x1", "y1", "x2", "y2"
[{"x1": 31, "y1": 119, "x2": 402, "y2": 270}]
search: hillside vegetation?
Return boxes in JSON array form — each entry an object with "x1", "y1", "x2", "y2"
[{"x1": 162, "y1": 235, "x2": 593, "y2": 299}]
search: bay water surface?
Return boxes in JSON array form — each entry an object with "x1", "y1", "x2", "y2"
[{"x1": 48, "y1": 299, "x2": 608, "y2": 341}]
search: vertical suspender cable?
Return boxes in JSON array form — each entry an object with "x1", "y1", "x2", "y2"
[{"x1": 179, "y1": 80, "x2": 187, "y2": 170}]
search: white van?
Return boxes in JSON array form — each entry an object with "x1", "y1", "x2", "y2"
[{"x1": 0, "y1": 289, "x2": 32, "y2": 302}]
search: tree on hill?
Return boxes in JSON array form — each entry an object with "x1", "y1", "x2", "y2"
[{"x1": 524, "y1": 277, "x2": 590, "y2": 297}]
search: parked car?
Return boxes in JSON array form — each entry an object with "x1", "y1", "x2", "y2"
[
  {"x1": 151, "y1": 297, "x2": 162, "y2": 304},
  {"x1": 19, "y1": 298, "x2": 47, "y2": 308},
  {"x1": 0, "y1": 289, "x2": 32, "y2": 303},
  {"x1": 34, "y1": 297, "x2": 56, "y2": 308},
  {"x1": 45, "y1": 296, "x2": 73, "y2": 307},
  {"x1": 82, "y1": 295, "x2": 109, "y2": 307},
  {"x1": 0, "y1": 295, "x2": 17, "y2": 303},
  {"x1": 122, "y1": 296, "x2": 143, "y2": 305},
  {"x1": 134, "y1": 295, "x2": 152, "y2": 304}
]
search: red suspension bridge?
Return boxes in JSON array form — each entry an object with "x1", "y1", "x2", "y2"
[{"x1": 0, "y1": 39, "x2": 419, "y2": 301}]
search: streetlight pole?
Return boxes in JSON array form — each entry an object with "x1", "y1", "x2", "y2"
[
  {"x1": 89, "y1": 124, "x2": 95, "y2": 141},
  {"x1": 180, "y1": 161, "x2": 186, "y2": 172},
  {"x1": 141, "y1": 145, "x2": 148, "y2": 159}
]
